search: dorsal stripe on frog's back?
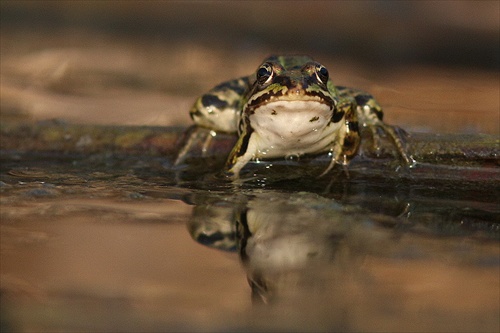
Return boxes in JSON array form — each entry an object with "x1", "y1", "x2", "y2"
[{"x1": 274, "y1": 55, "x2": 314, "y2": 70}]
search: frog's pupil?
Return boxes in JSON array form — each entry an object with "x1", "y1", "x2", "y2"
[
  {"x1": 316, "y1": 65, "x2": 329, "y2": 83},
  {"x1": 257, "y1": 67, "x2": 268, "y2": 77},
  {"x1": 257, "y1": 66, "x2": 272, "y2": 84}
]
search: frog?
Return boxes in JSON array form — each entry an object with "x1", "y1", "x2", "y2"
[{"x1": 175, "y1": 55, "x2": 414, "y2": 179}]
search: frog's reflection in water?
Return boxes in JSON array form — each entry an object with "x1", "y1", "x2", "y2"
[{"x1": 186, "y1": 190, "x2": 399, "y2": 304}]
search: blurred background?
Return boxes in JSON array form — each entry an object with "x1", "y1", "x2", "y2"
[
  {"x1": 1, "y1": 1, "x2": 499, "y2": 134},
  {"x1": 1, "y1": 2, "x2": 499, "y2": 332}
]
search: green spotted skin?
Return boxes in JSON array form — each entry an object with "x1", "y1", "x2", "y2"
[{"x1": 180, "y1": 55, "x2": 413, "y2": 179}]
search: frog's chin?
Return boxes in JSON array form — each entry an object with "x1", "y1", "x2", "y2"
[
  {"x1": 250, "y1": 100, "x2": 334, "y2": 137},
  {"x1": 248, "y1": 100, "x2": 342, "y2": 157}
]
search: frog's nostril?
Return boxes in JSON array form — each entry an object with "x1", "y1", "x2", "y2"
[{"x1": 290, "y1": 83, "x2": 303, "y2": 95}]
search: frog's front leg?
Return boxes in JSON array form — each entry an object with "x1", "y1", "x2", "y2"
[
  {"x1": 223, "y1": 125, "x2": 258, "y2": 180},
  {"x1": 319, "y1": 97, "x2": 361, "y2": 177}
]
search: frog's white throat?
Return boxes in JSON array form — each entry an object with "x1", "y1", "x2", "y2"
[{"x1": 248, "y1": 100, "x2": 342, "y2": 157}]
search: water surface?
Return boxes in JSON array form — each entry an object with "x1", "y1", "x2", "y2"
[{"x1": 1, "y1": 145, "x2": 498, "y2": 331}]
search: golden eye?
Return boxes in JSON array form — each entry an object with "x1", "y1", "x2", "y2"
[
  {"x1": 315, "y1": 64, "x2": 329, "y2": 84},
  {"x1": 256, "y1": 63, "x2": 273, "y2": 85}
]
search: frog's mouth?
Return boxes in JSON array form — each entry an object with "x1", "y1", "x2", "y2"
[{"x1": 247, "y1": 92, "x2": 335, "y2": 113}]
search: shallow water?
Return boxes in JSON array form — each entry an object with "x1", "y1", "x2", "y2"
[{"x1": 1, "y1": 144, "x2": 499, "y2": 332}]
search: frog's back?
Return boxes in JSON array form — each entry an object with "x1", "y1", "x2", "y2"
[{"x1": 265, "y1": 55, "x2": 314, "y2": 69}]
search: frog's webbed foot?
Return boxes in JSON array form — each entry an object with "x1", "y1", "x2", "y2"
[
  {"x1": 317, "y1": 142, "x2": 348, "y2": 178},
  {"x1": 368, "y1": 121, "x2": 416, "y2": 167},
  {"x1": 174, "y1": 125, "x2": 216, "y2": 167}
]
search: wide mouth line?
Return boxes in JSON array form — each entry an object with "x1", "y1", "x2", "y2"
[{"x1": 250, "y1": 96, "x2": 331, "y2": 109}]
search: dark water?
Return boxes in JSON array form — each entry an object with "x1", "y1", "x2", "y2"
[{"x1": 1, "y1": 145, "x2": 499, "y2": 332}]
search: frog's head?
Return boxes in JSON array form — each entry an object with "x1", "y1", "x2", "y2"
[
  {"x1": 246, "y1": 55, "x2": 337, "y2": 106},
  {"x1": 242, "y1": 55, "x2": 343, "y2": 140}
]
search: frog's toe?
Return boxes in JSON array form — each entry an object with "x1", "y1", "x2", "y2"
[
  {"x1": 221, "y1": 168, "x2": 237, "y2": 180},
  {"x1": 370, "y1": 127, "x2": 384, "y2": 155},
  {"x1": 317, "y1": 158, "x2": 337, "y2": 178},
  {"x1": 400, "y1": 151, "x2": 417, "y2": 168},
  {"x1": 174, "y1": 125, "x2": 209, "y2": 166},
  {"x1": 378, "y1": 124, "x2": 416, "y2": 166}
]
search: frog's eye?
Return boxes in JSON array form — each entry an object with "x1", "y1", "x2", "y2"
[
  {"x1": 315, "y1": 64, "x2": 329, "y2": 84},
  {"x1": 256, "y1": 63, "x2": 273, "y2": 85}
]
